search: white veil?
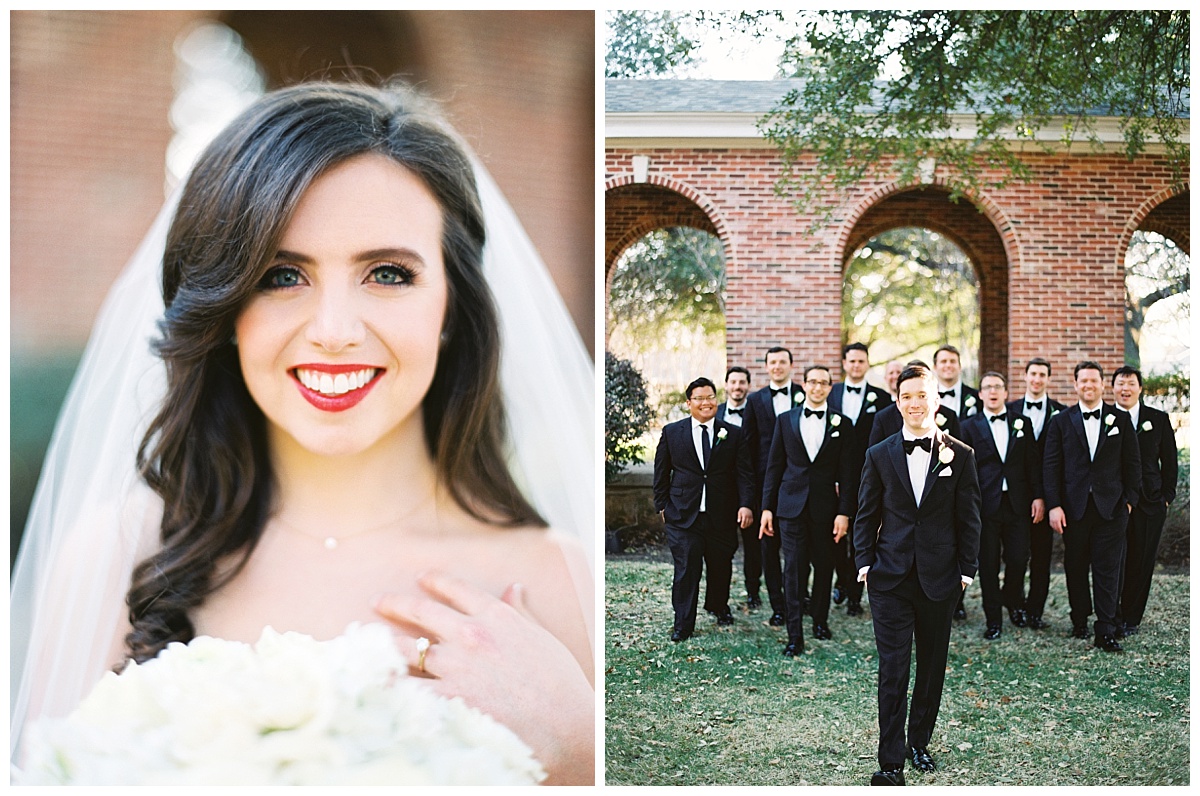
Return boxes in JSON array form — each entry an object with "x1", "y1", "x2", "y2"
[{"x1": 9, "y1": 152, "x2": 595, "y2": 761}]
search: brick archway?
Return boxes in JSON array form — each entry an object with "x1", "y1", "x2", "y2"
[
  {"x1": 604, "y1": 177, "x2": 727, "y2": 278},
  {"x1": 837, "y1": 184, "x2": 1016, "y2": 377},
  {"x1": 1121, "y1": 186, "x2": 1191, "y2": 257}
]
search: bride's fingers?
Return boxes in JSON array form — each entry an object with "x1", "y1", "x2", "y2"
[
  {"x1": 500, "y1": 582, "x2": 539, "y2": 623},
  {"x1": 374, "y1": 589, "x2": 463, "y2": 633},
  {"x1": 417, "y1": 570, "x2": 499, "y2": 616}
]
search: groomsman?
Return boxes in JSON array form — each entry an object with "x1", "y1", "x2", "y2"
[
  {"x1": 1006, "y1": 357, "x2": 1066, "y2": 630},
  {"x1": 653, "y1": 378, "x2": 755, "y2": 641},
  {"x1": 960, "y1": 372, "x2": 1044, "y2": 639},
  {"x1": 884, "y1": 360, "x2": 903, "y2": 399},
  {"x1": 828, "y1": 342, "x2": 893, "y2": 617},
  {"x1": 743, "y1": 347, "x2": 805, "y2": 626},
  {"x1": 1044, "y1": 362, "x2": 1141, "y2": 652},
  {"x1": 934, "y1": 345, "x2": 981, "y2": 420},
  {"x1": 760, "y1": 365, "x2": 857, "y2": 655},
  {"x1": 1112, "y1": 366, "x2": 1178, "y2": 637},
  {"x1": 869, "y1": 360, "x2": 961, "y2": 446},
  {"x1": 717, "y1": 366, "x2": 763, "y2": 609},
  {"x1": 854, "y1": 365, "x2": 981, "y2": 785}
]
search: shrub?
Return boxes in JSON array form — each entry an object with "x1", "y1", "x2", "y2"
[{"x1": 605, "y1": 352, "x2": 655, "y2": 482}]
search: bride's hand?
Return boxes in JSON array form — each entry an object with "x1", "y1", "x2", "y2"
[{"x1": 374, "y1": 571, "x2": 595, "y2": 785}]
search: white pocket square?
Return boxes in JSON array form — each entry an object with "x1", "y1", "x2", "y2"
[
  {"x1": 1107, "y1": 427, "x2": 1120, "y2": 436},
  {"x1": 832, "y1": 431, "x2": 840, "y2": 438},
  {"x1": 867, "y1": 406, "x2": 877, "y2": 413},
  {"x1": 938, "y1": 468, "x2": 953, "y2": 477}
]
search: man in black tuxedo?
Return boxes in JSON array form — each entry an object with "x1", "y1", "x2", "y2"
[
  {"x1": 828, "y1": 342, "x2": 893, "y2": 617},
  {"x1": 1006, "y1": 357, "x2": 1066, "y2": 630},
  {"x1": 653, "y1": 378, "x2": 755, "y2": 642},
  {"x1": 855, "y1": 364, "x2": 980, "y2": 785},
  {"x1": 934, "y1": 345, "x2": 981, "y2": 420},
  {"x1": 869, "y1": 360, "x2": 960, "y2": 447},
  {"x1": 1112, "y1": 366, "x2": 1178, "y2": 636},
  {"x1": 743, "y1": 347, "x2": 805, "y2": 626},
  {"x1": 1044, "y1": 361, "x2": 1141, "y2": 652},
  {"x1": 760, "y1": 365, "x2": 857, "y2": 655},
  {"x1": 960, "y1": 372, "x2": 1044, "y2": 639},
  {"x1": 716, "y1": 366, "x2": 762, "y2": 610}
]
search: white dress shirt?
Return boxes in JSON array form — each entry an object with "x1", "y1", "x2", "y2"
[
  {"x1": 691, "y1": 418, "x2": 714, "y2": 511},
  {"x1": 770, "y1": 383, "x2": 794, "y2": 416},
  {"x1": 984, "y1": 409, "x2": 1009, "y2": 491},
  {"x1": 799, "y1": 402, "x2": 826, "y2": 461},
  {"x1": 723, "y1": 400, "x2": 746, "y2": 427},
  {"x1": 840, "y1": 379, "x2": 866, "y2": 424},
  {"x1": 1021, "y1": 392, "x2": 1048, "y2": 439},
  {"x1": 938, "y1": 380, "x2": 963, "y2": 416},
  {"x1": 1080, "y1": 402, "x2": 1102, "y2": 460},
  {"x1": 1117, "y1": 402, "x2": 1140, "y2": 430}
]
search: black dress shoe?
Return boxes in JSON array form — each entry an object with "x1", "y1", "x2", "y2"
[
  {"x1": 954, "y1": 606, "x2": 967, "y2": 621},
  {"x1": 909, "y1": 746, "x2": 936, "y2": 773},
  {"x1": 812, "y1": 623, "x2": 833, "y2": 640},
  {"x1": 782, "y1": 640, "x2": 804, "y2": 657},
  {"x1": 1071, "y1": 624, "x2": 1089, "y2": 639},
  {"x1": 871, "y1": 766, "x2": 905, "y2": 786},
  {"x1": 1008, "y1": 607, "x2": 1027, "y2": 628},
  {"x1": 670, "y1": 628, "x2": 691, "y2": 643},
  {"x1": 768, "y1": 612, "x2": 786, "y2": 626},
  {"x1": 984, "y1": 623, "x2": 1002, "y2": 640},
  {"x1": 847, "y1": 601, "x2": 864, "y2": 617},
  {"x1": 833, "y1": 586, "x2": 846, "y2": 605},
  {"x1": 716, "y1": 610, "x2": 734, "y2": 626},
  {"x1": 747, "y1": 596, "x2": 763, "y2": 610},
  {"x1": 1094, "y1": 634, "x2": 1123, "y2": 652},
  {"x1": 1026, "y1": 615, "x2": 1048, "y2": 630},
  {"x1": 1122, "y1": 623, "x2": 1140, "y2": 636}
]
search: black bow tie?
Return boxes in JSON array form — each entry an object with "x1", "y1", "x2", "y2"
[
  {"x1": 989, "y1": 413, "x2": 1007, "y2": 423},
  {"x1": 1082, "y1": 409, "x2": 1101, "y2": 421},
  {"x1": 1025, "y1": 400, "x2": 1043, "y2": 411},
  {"x1": 726, "y1": 407, "x2": 744, "y2": 416},
  {"x1": 803, "y1": 408, "x2": 824, "y2": 418},
  {"x1": 939, "y1": 389, "x2": 955, "y2": 398},
  {"x1": 903, "y1": 437, "x2": 932, "y2": 454},
  {"x1": 770, "y1": 386, "x2": 789, "y2": 397},
  {"x1": 845, "y1": 385, "x2": 862, "y2": 394}
]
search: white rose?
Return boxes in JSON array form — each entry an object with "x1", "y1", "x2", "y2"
[
  {"x1": 1013, "y1": 418, "x2": 1024, "y2": 430},
  {"x1": 936, "y1": 413, "x2": 946, "y2": 427},
  {"x1": 965, "y1": 395, "x2": 976, "y2": 407},
  {"x1": 1104, "y1": 414, "x2": 1115, "y2": 426},
  {"x1": 1142, "y1": 420, "x2": 1153, "y2": 432},
  {"x1": 830, "y1": 414, "x2": 841, "y2": 426},
  {"x1": 867, "y1": 392, "x2": 877, "y2": 403},
  {"x1": 794, "y1": 392, "x2": 803, "y2": 405},
  {"x1": 938, "y1": 446, "x2": 955, "y2": 465},
  {"x1": 716, "y1": 428, "x2": 728, "y2": 441}
]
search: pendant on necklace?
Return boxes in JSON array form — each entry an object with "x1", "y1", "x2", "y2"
[{"x1": 324, "y1": 537, "x2": 338, "y2": 550}]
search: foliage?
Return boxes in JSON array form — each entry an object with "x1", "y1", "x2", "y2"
[
  {"x1": 605, "y1": 553, "x2": 1190, "y2": 785},
  {"x1": 843, "y1": 227, "x2": 979, "y2": 374},
  {"x1": 1161, "y1": 448, "x2": 1189, "y2": 568},
  {"x1": 759, "y1": 10, "x2": 1190, "y2": 228},
  {"x1": 608, "y1": 227, "x2": 727, "y2": 348},
  {"x1": 605, "y1": 10, "x2": 699, "y2": 79},
  {"x1": 1142, "y1": 368, "x2": 1191, "y2": 416},
  {"x1": 1125, "y1": 231, "x2": 1191, "y2": 370},
  {"x1": 605, "y1": 352, "x2": 656, "y2": 482}
]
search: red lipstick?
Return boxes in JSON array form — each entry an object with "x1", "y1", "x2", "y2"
[{"x1": 291, "y1": 364, "x2": 383, "y2": 413}]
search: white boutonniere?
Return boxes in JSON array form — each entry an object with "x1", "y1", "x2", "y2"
[
  {"x1": 1104, "y1": 414, "x2": 1115, "y2": 427},
  {"x1": 965, "y1": 395, "x2": 976, "y2": 408},
  {"x1": 935, "y1": 413, "x2": 946, "y2": 427},
  {"x1": 830, "y1": 414, "x2": 842, "y2": 427},
  {"x1": 1013, "y1": 418, "x2": 1024, "y2": 431},
  {"x1": 1141, "y1": 420, "x2": 1153, "y2": 432},
  {"x1": 716, "y1": 428, "x2": 728, "y2": 443},
  {"x1": 794, "y1": 392, "x2": 803, "y2": 405},
  {"x1": 867, "y1": 392, "x2": 877, "y2": 403},
  {"x1": 938, "y1": 446, "x2": 955, "y2": 465}
]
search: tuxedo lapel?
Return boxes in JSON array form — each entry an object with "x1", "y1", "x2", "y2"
[
  {"x1": 1069, "y1": 406, "x2": 1088, "y2": 453},
  {"x1": 918, "y1": 434, "x2": 945, "y2": 506},
  {"x1": 886, "y1": 433, "x2": 917, "y2": 506},
  {"x1": 679, "y1": 422, "x2": 704, "y2": 471},
  {"x1": 789, "y1": 408, "x2": 812, "y2": 464}
]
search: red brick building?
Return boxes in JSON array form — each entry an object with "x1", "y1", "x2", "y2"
[{"x1": 605, "y1": 80, "x2": 1189, "y2": 398}]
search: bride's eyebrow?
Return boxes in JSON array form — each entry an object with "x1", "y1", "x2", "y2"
[{"x1": 271, "y1": 247, "x2": 427, "y2": 265}]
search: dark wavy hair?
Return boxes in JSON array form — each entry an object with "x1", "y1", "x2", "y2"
[{"x1": 125, "y1": 82, "x2": 546, "y2": 664}]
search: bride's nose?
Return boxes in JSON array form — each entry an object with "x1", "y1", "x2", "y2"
[{"x1": 305, "y1": 283, "x2": 366, "y2": 351}]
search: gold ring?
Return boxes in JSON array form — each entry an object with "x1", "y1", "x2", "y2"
[{"x1": 416, "y1": 637, "x2": 430, "y2": 672}]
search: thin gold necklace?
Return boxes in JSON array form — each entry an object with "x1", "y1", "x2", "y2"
[{"x1": 272, "y1": 494, "x2": 437, "y2": 550}]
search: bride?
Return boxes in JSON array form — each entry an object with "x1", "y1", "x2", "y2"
[{"x1": 10, "y1": 82, "x2": 595, "y2": 784}]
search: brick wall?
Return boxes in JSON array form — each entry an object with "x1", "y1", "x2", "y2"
[{"x1": 605, "y1": 146, "x2": 1188, "y2": 400}]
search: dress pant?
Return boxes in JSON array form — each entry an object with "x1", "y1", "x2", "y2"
[
  {"x1": 1117, "y1": 501, "x2": 1168, "y2": 627},
  {"x1": 760, "y1": 523, "x2": 787, "y2": 616},
  {"x1": 868, "y1": 569, "x2": 958, "y2": 769},
  {"x1": 779, "y1": 508, "x2": 835, "y2": 642},
  {"x1": 833, "y1": 525, "x2": 864, "y2": 605},
  {"x1": 702, "y1": 516, "x2": 738, "y2": 616},
  {"x1": 739, "y1": 523, "x2": 764, "y2": 602},
  {"x1": 978, "y1": 496, "x2": 1032, "y2": 625},
  {"x1": 1025, "y1": 516, "x2": 1054, "y2": 619},
  {"x1": 1062, "y1": 496, "x2": 1129, "y2": 638}
]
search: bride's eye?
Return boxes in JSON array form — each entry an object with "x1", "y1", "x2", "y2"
[
  {"x1": 259, "y1": 266, "x2": 304, "y2": 290},
  {"x1": 368, "y1": 263, "x2": 415, "y2": 286}
]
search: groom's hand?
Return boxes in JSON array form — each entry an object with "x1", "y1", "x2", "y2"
[{"x1": 759, "y1": 510, "x2": 775, "y2": 538}]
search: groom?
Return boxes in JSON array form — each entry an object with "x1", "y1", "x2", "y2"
[{"x1": 854, "y1": 365, "x2": 981, "y2": 785}]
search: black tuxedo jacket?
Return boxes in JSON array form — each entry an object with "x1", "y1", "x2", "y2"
[
  {"x1": 1006, "y1": 396, "x2": 1066, "y2": 447},
  {"x1": 959, "y1": 411, "x2": 1044, "y2": 517},
  {"x1": 829, "y1": 382, "x2": 893, "y2": 472},
  {"x1": 1043, "y1": 403, "x2": 1141, "y2": 522},
  {"x1": 743, "y1": 381, "x2": 805, "y2": 487},
  {"x1": 868, "y1": 402, "x2": 961, "y2": 447},
  {"x1": 1126, "y1": 402, "x2": 1178, "y2": 507},
  {"x1": 653, "y1": 417, "x2": 755, "y2": 530},
  {"x1": 941, "y1": 383, "x2": 981, "y2": 419},
  {"x1": 761, "y1": 406, "x2": 856, "y2": 520},
  {"x1": 853, "y1": 431, "x2": 981, "y2": 601},
  {"x1": 715, "y1": 401, "x2": 748, "y2": 427}
]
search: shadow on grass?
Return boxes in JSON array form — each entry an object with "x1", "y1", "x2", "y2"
[{"x1": 604, "y1": 549, "x2": 1189, "y2": 786}]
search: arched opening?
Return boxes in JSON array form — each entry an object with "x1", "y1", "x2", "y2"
[
  {"x1": 843, "y1": 227, "x2": 980, "y2": 384},
  {"x1": 1124, "y1": 191, "x2": 1190, "y2": 375}
]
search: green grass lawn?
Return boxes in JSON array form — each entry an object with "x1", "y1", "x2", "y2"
[{"x1": 604, "y1": 550, "x2": 1190, "y2": 786}]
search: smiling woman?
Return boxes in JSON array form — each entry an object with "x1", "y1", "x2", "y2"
[{"x1": 11, "y1": 83, "x2": 594, "y2": 785}]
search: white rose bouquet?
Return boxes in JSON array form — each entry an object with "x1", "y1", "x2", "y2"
[{"x1": 16, "y1": 623, "x2": 545, "y2": 786}]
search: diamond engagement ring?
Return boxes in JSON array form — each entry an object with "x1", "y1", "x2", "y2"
[{"x1": 415, "y1": 637, "x2": 431, "y2": 672}]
